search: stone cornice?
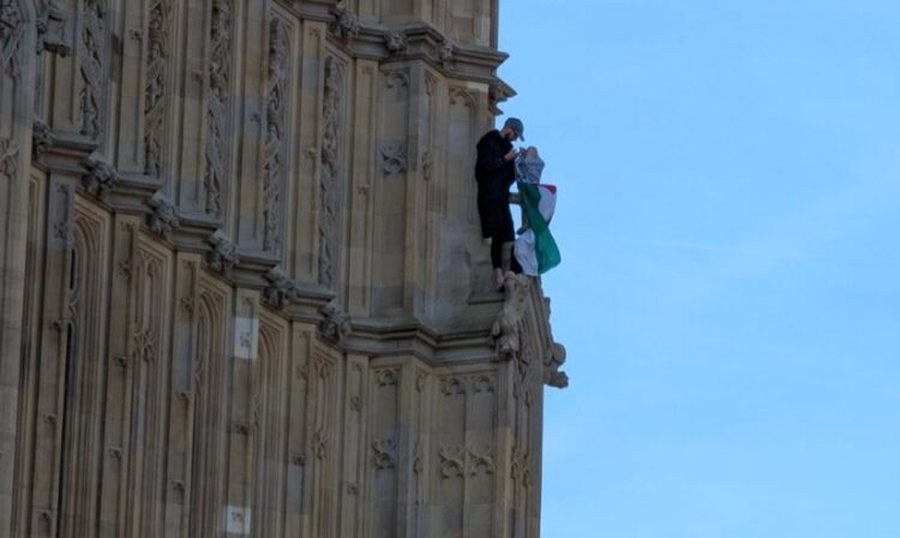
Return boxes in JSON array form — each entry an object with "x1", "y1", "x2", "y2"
[{"x1": 291, "y1": 0, "x2": 512, "y2": 85}]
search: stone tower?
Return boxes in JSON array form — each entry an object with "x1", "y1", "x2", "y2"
[{"x1": 0, "y1": 0, "x2": 567, "y2": 536}]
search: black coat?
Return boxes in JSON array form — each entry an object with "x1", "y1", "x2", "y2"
[
  {"x1": 475, "y1": 130, "x2": 515, "y2": 201},
  {"x1": 475, "y1": 130, "x2": 516, "y2": 240}
]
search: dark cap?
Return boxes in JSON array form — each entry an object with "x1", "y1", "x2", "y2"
[{"x1": 503, "y1": 117, "x2": 525, "y2": 141}]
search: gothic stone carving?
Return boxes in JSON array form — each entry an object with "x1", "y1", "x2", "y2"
[
  {"x1": 263, "y1": 17, "x2": 289, "y2": 252},
  {"x1": 438, "y1": 444, "x2": 496, "y2": 479},
  {"x1": 0, "y1": 0, "x2": 24, "y2": 78},
  {"x1": 80, "y1": 0, "x2": 106, "y2": 138},
  {"x1": 319, "y1": 55, "x2": 343, "y2": 289},
  {"x1": 205, "y1": 230, "x2": 239, "y2": 273},
  {"x1": 262, "y1": 267, "x2": 300, "y2": 309},
  {"x1": 204, "y1": 0, "x2": 233, "y2": 217},
  {"x1": 384, "y1": 31, "x2": 407, "y2": 55},
  {"x1": 32, "y1": 120, "x2": 52, "y2": 158},
  {"x1": 491, "y1": 272, "x2": 528, "y2": 361},
  {"x1": 147, "y1": 191, "x2": 180, "y2": 237},
  {"x1": 329, "y1": 2, "x2": 359, "y2": 42},
  {"x1": 318, "y1": 298, "x2": 351, "y2": 343},
  {"x1": 145, "y1": 0, "x2": 172, "y2": 177},
  {"x1": 0, "y1": 138, "x2": 19, "y2": 181},
  {"x1": 380, "y1": 143, "x2": 407, "y2": 175},
  {"x1": 545, "y1": 342, "x2": 569, "y2": 388},
  {"x1": 37, "y1": 0, "x2": 70, "y2": 56},
  {"x1": 436, "y1": 39, "x2": 455, "y2": 68},
  {"x1": 372, "y1": 438, "x2": 397, "y2": 470},
  {"x1": 81, "y1": 158, "x2": 118, "y2": 197}
]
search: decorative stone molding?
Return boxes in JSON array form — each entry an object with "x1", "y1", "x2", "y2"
[
  {"x1": 438, "y1": 445, "x2": 465, "y2": 479},
  {"x1": 329, "y1": 1, "x2": 359, "y2": 42},
  {"x1": 263, "y1": 17, "x2": 289, "y2": 252},
  {"x1": 491, "y1": 272, "x2": 528, "y2": 361},
  {"x1": 467, "y1": 445, "x2": 495, "y2": 477},
  {"x1": 379, "y1": 142, "x2": 407, "y2": 174},
  {"x1": 318, "y1": 298, "x2": 351, "y2": 343},
  {"x1": 0, "y1": 0, "x2": 24, "y2": 79},
  {"x1": 261, "y1": 267, "x2": 300, "y2": 309},
  {"x1": 204, "y1": 0, "x2": 233, "y2": 217},
  {"x1": 147, "y1": 191, "x2": 180, "y2": 237},
  {"x1": 372, "y1": 438, "x2": 397, "y2": 470},
  {"x1": 32, "y1": 120, "x2": 52, "y2": 158},
  {"x1": 80, "y1": 0, "x2": 106, "y2": 138},
  {"x1": 145, "y1": 0, "x2": 172, "y2": 177},
  {"x1": 0, "y1": 138, "x2": 19, "y2": 182},
  {"x1": 383, "y1": 69, "x2": 409, "y2": 90},
  {"x1": 438, "y1": 443, "x2": 496, "y2": 480},
  {"x1": 81, "y1": 157, "x2": 118, "y2": 197},
  {"x1": 205, "y1": 230, "x2": 239, "y2": 273},
  {"x1": 374, "y1": 368, "x2": 399, "y2": 387},
  {"x1": 319, "y1": 55, "x2": 344, "y2": 289}
]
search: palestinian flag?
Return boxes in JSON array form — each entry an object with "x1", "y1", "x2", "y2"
[{"x1": 514, "y1": 182, "x2": 561, "y2": 276}]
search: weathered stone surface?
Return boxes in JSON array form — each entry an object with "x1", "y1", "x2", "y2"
[{"x1": 0, "y1": 1, "x2": 565, "y2": 536}]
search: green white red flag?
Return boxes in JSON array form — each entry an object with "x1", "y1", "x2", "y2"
[{"x1": 514, "y1": 182, "x2": 561, "y2": 275}]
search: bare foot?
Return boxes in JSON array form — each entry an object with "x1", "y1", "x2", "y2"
[{"x1": 493, "y1": 269, "x2": 505, "y2": 291}]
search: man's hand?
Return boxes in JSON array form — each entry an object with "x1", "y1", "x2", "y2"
[{"x1": 504, "y1": 149, "x2": 518, "y2": 162}]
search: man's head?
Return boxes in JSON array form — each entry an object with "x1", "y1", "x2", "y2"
[{"x1": 500, "y1": 117, "x2": 525, "y2": 142}]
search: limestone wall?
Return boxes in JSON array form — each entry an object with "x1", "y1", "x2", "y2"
[{"x1": 0, "y1": 0, "x2": 566, "y2": 536}]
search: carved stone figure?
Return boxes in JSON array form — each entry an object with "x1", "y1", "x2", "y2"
[
  {"x1": 330, "y1": 2, "x2": 359, "y2": 42},
  {"x1": 262, "y1": 267, "x2": 300, "y2": 309},
  {"x1": 492, "y1": 272, "x2": 528, "y2": 361},
  {"x1": 545, "y1": 342, "x2": 569, "y2": 388},
  {"x1": 318, "y1": 298, "x2": 351, "y2": 342},
  {"x1": 205, "y1": 230, "x2": 239, "y2": 273},
  {"x1": 147, "y1": 192, "x2": 180, "y2": 237},
  {"x1": 384, "y1": 31, "x2": 407, "y2": 55},
  {"x1": 81, "y1": 158, "x2": 118, "y2": 197},
  {"x1": 31, "y1": 120, "x2": 52, "y2": 158}
]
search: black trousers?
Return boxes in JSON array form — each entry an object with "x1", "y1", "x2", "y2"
[{"x1": 478, "y1": 196, "x2": 521, "y2": 272}]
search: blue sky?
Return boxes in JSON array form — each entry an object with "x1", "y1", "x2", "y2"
[{"x1": 498, "y1": 1, "x2": 900, "y2": 536}]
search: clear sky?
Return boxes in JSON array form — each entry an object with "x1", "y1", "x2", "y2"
[{"x1": 497, "y1": 1, "x2": 900, "y2": 536}]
